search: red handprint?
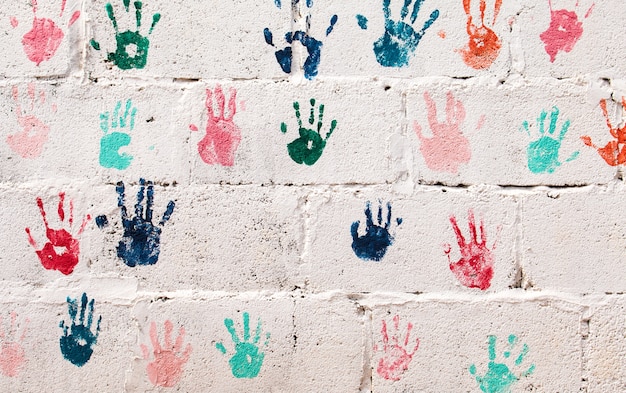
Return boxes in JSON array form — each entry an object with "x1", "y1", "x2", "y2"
[
  {"x1": 581, "y1": 98, "x2": 626, "y2": 166},
  {"x1": 413, "y1": 91, "x2": 472, "y2": 173},
  {"x1": 374, "y1": 315, "x2": 419, "y2": 381},
  {"x1": 141, "y1": 320, "x2": 192, "y2": 387},
  {"x1": 459, "y1": 0, "x2": 502, "y2": 69},
  {"x1": 540, "y1": 0, "x2": 593, "y2": 63},
  {"x1": 25, "y1": 192, "x2": 91, "y2": 275},
  {"x1": 0, "y1": 312, "x2": 28, "y2": 378},
  {"x1": 445, "y1": 210, "x2": 496, "y2": 290},
  {"x1": 190, "y1": 85, "x2": 242, "y2": 167}
]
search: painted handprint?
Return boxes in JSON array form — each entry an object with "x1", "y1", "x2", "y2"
[
  {"x1": 216, "y1": 312, "x2": 270, "y2": 379},
  {"x1": 6, "y1": 84, "x2": 56, "y2": 159},
  {"x1": 189, "y1": 85, "x2": 241, "y2": 166},
  {"x1": 90, "y1": 0, "x2": 161, "y2": 70},
  {"x1": 581, "y1": 98, "x2": 626, "y2": 166},
  {"x1": 0, "y1": 312, "x2": 28, "y2": 377},
  {"x1": 445, "y1": 209, "x2": 496, "y2": 290},
  {"x1": 469, "y1": 335, "x2": 535, "y2": 393},
  {"x1": 373, "y1": 315, "x2": 419, "y2": 381},
  {"x1": 459, "y1": 0, "x2": 502, "y2": 69},
  {"x1": 59, "y1": 293, "x2": 102, "y2": 367},
  {"x1": 521, "y1": 106, "x2": 579, "y2": 174},
  {"x1": 351, "y1": 201, "x2": 402, "y2": 262},
  {"x1": 141, "y1": 320, "x2": 192, "y2": 387},
  {"x1": 95, "y1": 178, "x2": 175, "y2": 267},
  {"x1": 413, "y1": 91, "x2": 472, "y2": 173},
  {"x1": 540, "y1": 0, "x2": 594, "y2": 63},
  {"x1": 25, "y1": 192, "x2": 91, "y2": 275},
  {"x1": 99, "y1": 99, "x2": 136, "y2": 170},
  {"x1": 280, "y1": 98, "x2": 337, "y2": 165}
]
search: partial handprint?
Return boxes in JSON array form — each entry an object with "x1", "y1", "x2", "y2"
[
  {"x1": 25, "y1": 192, "x2": 91, "y2": 275},
  {"x1": 90, "y1": 0, "x2": 161, "y2": 70},
  {"x1": 459, "y1": 0, "x2": 502, "y2": 69},
  {"x1": 413, "y1": 91, "x2": 472, "y2": 173},
  {"x1": 470, "y1": 335, "x2": 535, "y2": 393},
  {"x1": 280, "y1": 98, "x2": 337, "y2": 165},
  {"x1": 141, "y1": 320, "x2": 192, "y2": 387},
  {"x1": 216, "y1": 312, "x2": 270, "y2": 379},
  {"x1": 581, "y1": 98, "x2": 626, "y2": 166},
  {"x1": 445, "y1": 209, "x2": 496, "y2": 290},
  {"x1": 6, "y1": 84, "x2": 56, "y2": 159},
  {"x1": 351, "y1": 201, "x2": 402, "y2": 262},
  {"x1": 374, "y1": 315, "x2": 419, "y2": 381},
  {"x1": 95, "y1": 178, "x2": 175, "y2": 267},
  {"x1": 540, "y1": 0, "x2": 594, "y2": 63},
  {"x1": 521, "y1": 106, "x2": 579, "y2": 174},
  {"x1": 59, "y1": 293, "x2": 102, "y2": 367},
  {"x1": 0, "y1": 312, "x2": 28, "y2": 377},
  {"x1": 99, "y1": 99, "x2": 136, "y2": 170}
]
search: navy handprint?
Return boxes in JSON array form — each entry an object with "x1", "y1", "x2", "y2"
[
  {"x1": 96, "y1": 178, "x2": 175, "y2": 267},
  {"x1": 351, "y1": 201, "x2": 402, "y2": 261},
  {"x1": 59, "y1": 293, "x2": 101, "y2": 367}
]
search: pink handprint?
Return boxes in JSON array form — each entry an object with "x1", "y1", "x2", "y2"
[
  {"x1": 373, "y1": 315, "x2": 419, "y2": 381},
  {"x1": 413, "y1": 91, "x2": 472, "y2": 173},
  {"x1": 540, "y1": 0, "x2": 594, "y2": 63},
  {"x1": 0, "y1": 312, "x2": 28, "y2": 378},
  {"x1": 189, "y1": 85, "x2": 242, "y2": 167},
  {"x1": 141, "y1": 320, "x2": 192, "y2": 387}
]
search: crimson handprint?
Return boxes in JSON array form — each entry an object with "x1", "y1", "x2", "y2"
[
  {"x1": 374, "y1": 315, "x2": 419, "y2": 381},
  {"x1": 141, "y1": 320, "x2": 192, "y2": 387}
]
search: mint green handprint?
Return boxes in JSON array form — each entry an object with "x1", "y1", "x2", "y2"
[
  {"x1": 215, "y1": 312, "x2": 270, "y2": 379},
  {"x1": 469, "y1": 335, "x2": 535, "y2": 393},
  {"x1": 99, "y1": 99, "x2": 136, "y2": 170}
]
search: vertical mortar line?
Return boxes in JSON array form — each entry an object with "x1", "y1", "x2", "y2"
[
  {"x1": 512, "y1": 193, "x2": 524, "y2": 288},
  {"x1": 78, "y1": 0, "x2": 89, "y2": 84},
  {"x1": 579, "y1": 304, "x2": 591, "y2": 392},
  {"x1": 299, "y1": 185, "x2": 313, "y2": 292},
  {"x1": 289, "y1": 0, "x2": 306, "y2": 80},
  {"x1": 358, "y1": 300, "x2": 373, "y2": 393}
]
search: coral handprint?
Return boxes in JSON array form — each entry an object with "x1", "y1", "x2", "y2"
[
  {"x1": 459, "y1": 0, "x2": 502, "y2": 69},
  {"x1": 521, "y1": 106, "x2": 579, "y2": 174},
  {"x1": 95, "y1": 178, "x2": 175, "y2": 267},
  {"x1": 445, "y1": 209, "x2": 496, "y2": 290},
  {"x1": 59, "y1": 293, "x2": 102, "y2": 367},
  {"x1": 99, "y1": 99, "x2": 136, "y2": 170},
  {"x1": 25, "y1": 192, "x2": 91, "y2": 275},
  {"x1": 374, "y1": 315, "x2": 419, "y2": 381},
  {"x1": 141, "y1": 320, "x2": 192, "y2": 387},
  {"x1": 540, "y1": 0, "x2": 593, "y2": 63},
  {"x1": 189, "y1": 85, "x2": 241, "y2": 166},
  {"x1": 90, "y1": 0, "x2": 161, "y2": 70},
  {"x1": 581, "y1": 98, "x2": 626, "y2": 166},
  {"x1": 280, "y1": 98, "x2": 337, "y2": 165},
  {"x1": 351, "y1": 201, "x2": 402, "y2": 262},
  {"x1": 216, "y1": 312, "x2": 270, "y2": 379},
  {"x1": 413, "y1": 91, "x2": 472, "y2": 173},
  {"x1": 0, "y1": 312, "x2": 28, "y2": 378},
  {"x1": 469, "y1": 335, "x2": 535, "y2": 393}
]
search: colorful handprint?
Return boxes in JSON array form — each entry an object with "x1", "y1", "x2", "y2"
[
  {"x1": 540, "y1": 0, "x2": 594, "y2": 63},
  {"x1": 0, "y1": 312, "x2": 28, "y2": 377},
  {"x1": 99, "y1": 99, "x2": 136, "y2": 170},
  {"x1": 141, "y1": 320, "x2": 192, "y2": 387},
  {"x1": 459, "y1": 0, "x2": 502, "y2": 69},
  {"x1": 374, "y1": 315, "x2": 419, "y2": 381},
  {"x1": 581, "y1": 98, "x2": 626, "y2": 166},
  {"x1": 59, "y1": 293, "x2": 102, "y2": 367},
  {"x1": 351, "y1": 201, "x2": 402, "y2": 262}
]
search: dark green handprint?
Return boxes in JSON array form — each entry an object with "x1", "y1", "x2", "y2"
[
  {"x1": 280, "y1": 99, "x2": 337, "y2": 165},
  {"x1": 469, "y1": 335, "x2": 535, "y2": 393},
  {"x1": 90, "y1": 0, "x2": 161, "y2": 70}
]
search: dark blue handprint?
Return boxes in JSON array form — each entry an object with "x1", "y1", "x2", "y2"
[
  {"x1": 96, "y1": 178, "x2": 175, "y2": 267},
  {"x1": 351, "y1": 201, "x2": 402, "y2": 261},
  {"x1": 59, "y1": 293, "x2": 101, "y2": 367}
]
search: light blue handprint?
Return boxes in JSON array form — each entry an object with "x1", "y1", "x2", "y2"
[{"x1": 99, "y1": 99, "x2": 136, "y2": 170}]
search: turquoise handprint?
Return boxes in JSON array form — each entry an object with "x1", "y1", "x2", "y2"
[{"x1": 99, "y1": 99, "x2": 136, "y2": 170}]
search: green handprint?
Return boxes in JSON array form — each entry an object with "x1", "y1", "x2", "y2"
[
  {"x1": 469, "y1": 335, "x2": 535, "y2": 393},
  {"x1": 280, "y1": 99, "x2": 337, "y2": 165},
  {"x1": 215, "y1": 312, "x2": 270, "y2": 379},
  {"x1": 90, "y1": 0, "x2": 161, "y2": 70}
]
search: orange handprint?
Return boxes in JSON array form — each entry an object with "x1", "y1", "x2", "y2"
[
  {"x1": 141, "y1": 320, "x2": 192, "y2": 387},
  {"x1": 581, "y1": 98, "x2": 626, "y2": 166},
  {"x1": 459, "y1": 0, "x2": 502, "y2": 69}
]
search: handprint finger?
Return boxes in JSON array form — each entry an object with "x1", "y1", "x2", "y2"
[
  {"x1": 135, "y1": 178, "x2": 146, "y2": 219},
  {"x1": 57, "y1": 193, "x2": 66, "y2": 222},
  {"x1": 163, "y1": 320, "x2": 174, "y2": 349},
  {"x1": 67, "y1": 295, "x2": 78, "y2": 324},
  {"x1": 149, "y1": 321, "x2": 161, "y2": 352},
  {"x1": 79, "y1": 293, "x2": 88, "y2": 325},
  {"x1": 377, "y1": 202, "x2": 383, "y2": 226},
  {"x1": 467, "y1": 209, "x2": 478, "y2": 244},
  {"x1": 105, "y1": 3, "x2": 119, "y2": 32},
  {"x1": 242, "y1": 312, "x2": 251, "y2": 342},
  {"x1": 225, "y1": 87, "x2": 237, "y2": 122},
  {"x1": 418, "y1": 10, "x2": 439, "y2": 37},
  {"x1": 400, "y1": 0, "x2": 412, "y2": 21},
  {"x1": 159, "y1": 200, "x2": 175, "y2": 226},
  {"x1": 493, "y1": 0, "x2": 502, "y2": 25},
  {"x1": 116, "y1": 181, "x2": 128, "y2": 219},
  {"x1": 548, "y1": 106, "x2": 559, "y2": 135},
  {"x1": 215, "y1": 85, "x2": 226, "y2": 120},
  {"x1": 479, "y1": 214, "x2": 487, "y2": 245},
  {"x1": 382, "y1": 0, "x2": 391, "y2": 20},
  {"x1": 224, "y1": 318, "x2": 240, "y2": 344},
  {"x1": 385, "y1": 202, "x2": 392, "y2": 229},
  {"x1": 293, "y1": 101, "x2": 303, "y2": 129},
  {"x1": 365, "y1": 202, "x2": 374, "y2": 228},
  {"x1": 488, "y1": 335, "x2": 497, "y2": 361},
  {"x1": 515, "y1": 343, "x2": 529, "y2": 366},
  {"x1": 174, "y1": 325, "x2": 186, "y2": 352},
  {"x1": 391, "y1": 314, "x2": 400, "y2": 345},
  {"x1": 410, "y1": 0, "x2": 426, "y2": 24},
  {"x1": 350, "y1": 221, "x2": 361, "y2": 240},
  {"x1": 253, "y1": 316, "x2": 263, "y2": 344},
  {"x1": 36, "y1": 198, "x2": 49, "y2": 230},
  {"x1": 380, "y1": 319, "x2": 389, "y2": 350},
  {"x1": 308, "y1": 99, "x2": 316, "y2": 126},
  {"x1": 463, "y1": 0, "x2": 472, "y2": 17},
  {"x1": 449, "y1": 215, "x2": 466, "y2": 246},
  {"x1": 403, "y1": 321, "x2": 413, "y2": 347},
  {"x1": 599, "y1": 99, "x2": 617, "y2": 138},
  {"x1": 146, "y1": 181, "x2": 154, "y2": 222},
  {"x1": 558, "y1": 118, "x2": 571, "y2": 141},
  {"x1": 25, "y1": 228, "x2": 38, "y2": 249},
  {"x1": 87, "y1": 296, "x2": 95, "y2": 328},
  {"x1": 326, "y1": 15, "x2": 338, "y2": 36},
  {"x1": 423, "y1": 92, "x2": 439, "y2": 129}
]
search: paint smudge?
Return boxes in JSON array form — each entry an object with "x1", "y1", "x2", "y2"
[
  {"x1": 469, "y1": 335, "x2": 535, "y2": 393},
  {"x1": 459, "y1": 0, "x2": 502, "y2": 69},
  {"x1": 90, "y1": 0, "x2": 161, "y2": 70},
  {"x1": 216, "y1": 312, "x2": 270, "y2": 379},
  {"x1": 356, "y1": 14, "x2": 368, "y2": 30},
  {"x1": 190, "y1": 85, "x2": 241, "y2": 166},
  {"x1": 99, "y1": 99, "x2": 136, "y2": 170},
  {"x1": 351, "y1": 201, "x2": 402, "y2": 262},
  {"x1": 141, "y1": 320, "x2": 192, "y2": 387},
  {"x1": 25, "y1": 192, "x2": 91, "y2": 276},
  {"x1": 521, "y1": 106, "x2": 578, "y2": 174},
  {"x1": 10, "y1": 17, "x2": 18, "y2": 28},
  {"x1": 445, "y1": 209, "x2": 496, "y2": 290},
  {"x1": 59, "y1": 293, "x2": 102, "y2": 367},
  {"x1": 540, "y1": 0, "x2": 593, "y2": 62},
  {"x1": 581, "y1": 98, "x2": 626, "y2": 166},
  {"x1": 373, "y1": 315, "x2": 419, "y2": 381},
  {"x1": 413, "y1": 91, "x2": 472, "y2": 173},
  {"x1": 0, "y1": 312, "x2": 28, "y2": 378},
  {"x1": 280, "y1": 98, "x2": 337, "y2": 165},
  {"x1": 95, "y1": 179, "x2": 175, "y2": 267}
]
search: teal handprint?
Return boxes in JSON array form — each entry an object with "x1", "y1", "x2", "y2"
[
  {"x1": 215, "y1": 312, "x2": 270, "y2": 379},
  {"x1": 99, "y1": 99, "x2": 136, "y2": 170},
  {"x1": 521, "y1": 106, "x2": 579, "y2": 174},
  {"x1": 469, "y1": 335, "x2": 535, "y2": 393}
]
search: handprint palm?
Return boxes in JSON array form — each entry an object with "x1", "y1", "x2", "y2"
[
  {"x1": 59, "y1": 293, "x2": 102, "y2": 367},
  {"x1": 460, "y1": 0, "x2": 502, "y2": 69},
  {"x1": 351, "y1": 201, "x2": 402, "y2": 262},
  {"x1": 581, "y1": 98, "x2": 626, "y2": 166},
  {"x1": 99, "y1": 99, "x2": 136, "y2": 170},
  {"x1": 141, "y1": 320, "x2": 192, "y2": 387},
  {"x1": 0, "y1": 312, "x2": 28, "y2": 377},
  {"x1": 374, "y1": 315, "x2": 419, "y2": 381}
]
